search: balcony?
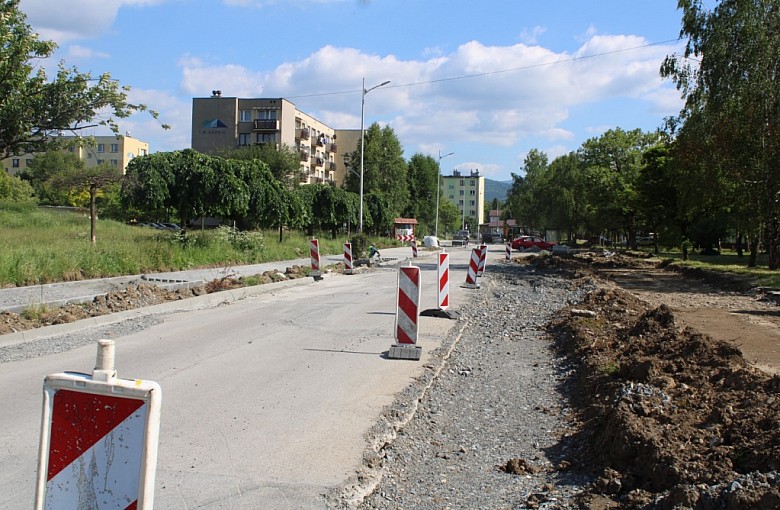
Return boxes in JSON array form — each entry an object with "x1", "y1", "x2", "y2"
[
  {"x1": 330, "y1": 143, "x2": 337, "y2": 153},
  {"x1": 299, "y1": 151, "x2": 309, "y2": 161},
  {"x1": 298, "y1": 128, "x2": 310, "y2": 139},
  {"x1": 329, "y1": 162, "x2": 336, "y2": 171},
  {"x1": 253, "y1": 119, "x2": 279, "y2": 131}
]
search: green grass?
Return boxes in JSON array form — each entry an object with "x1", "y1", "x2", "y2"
[
  {"x1": 0, "y1": 201, "x2": 400, "y2": 286},
  {"x1": 637, "y1": 247, "x2": 780, "y2": 289}
]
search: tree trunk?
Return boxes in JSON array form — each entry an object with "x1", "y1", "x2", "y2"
[
  {"x1": 768, "y1": 218, "x2": 780, "y2": 270},
  {"x1": 89, "y1": 186, "x2": 97, "y2": 244},
  {"x1": 736, "y1": 232, "x2": 744, "y2": 258},
  {"x1": 278, "y1": 224, "x2": 283, "y2": 243},
  {"x1": 749, "y1": 236, "x2": 758, "y2": 268}
]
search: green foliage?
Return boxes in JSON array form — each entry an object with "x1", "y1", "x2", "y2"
[
  {"x1": 212, "y1": 226, "x2": 264, "y2": 251},
  {"x1": 0, "y1": 0, "x2": 167, "y2": 159},
  {"x1": 217, "y1": 143, "x2": 301, "y2": 189},
  {"x1": 350, "y1": 233, "x2": 370, "y2": 259},
  {"x1": 18, "y1": 150, "x2": 84, "y2": 204},
  {"x1": 0, "y1": 170, "x2": 34, "y2": 201},
  {"x1": 405, "y1": 153, "x2": 439, "y2": 233},
  {"x1": 662, "y1": 0, "x2": 780, "y2": 268}
]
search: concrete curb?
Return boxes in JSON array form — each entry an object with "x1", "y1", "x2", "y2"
[{"x1": 0, "y1": 275, "x2": 318, "y2": 348}]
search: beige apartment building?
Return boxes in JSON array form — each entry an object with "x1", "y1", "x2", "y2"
[
  {"x1": 2, "y1": 134, "x2": 149, "y2": 176},
  {"x1": 192, "y1": 93, "x2": 354, "y2": 186},
  {"x1": 443, "y1": 169, "x2": 485, "y2": 228}
]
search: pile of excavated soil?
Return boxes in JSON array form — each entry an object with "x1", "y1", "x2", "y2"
[
  {"x1": 549, "y1": 272, "x2": 780, "y2": 509},
  {"x1": 0, "y1": 266, "x2": 309, "y2": 335}
]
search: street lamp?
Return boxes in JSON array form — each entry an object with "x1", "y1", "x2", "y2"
[
  {"x1": 434, "y1": 150, "x2": 454, "y2": 239},
  {"x1": 359, "y1": 78, "x2": 391, "y2": 233}
]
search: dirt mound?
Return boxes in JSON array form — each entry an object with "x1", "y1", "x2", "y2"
[{"x1": 549, "y1": 281, "x2": 780, "y2": 509}]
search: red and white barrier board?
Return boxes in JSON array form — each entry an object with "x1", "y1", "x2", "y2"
[
  {"x1": 343, "y1": 242, "x2": 354, "y2": 275},
  {"x1": 438, "y1": 251, "x2": 450, "y2": 310},
  {"x1": 411, "y1": 240, "x2": 418, "y2": 258},
  {"x1": 477, "y1": 244, "x2": 487, "y2": 276},
  {"x1": 35, "y1": 342, "x2": 161, "y2": 510},
  {"x1": 463, "y1": 248, "x2": 481, "y2": 289},
  {"x1": 389, "y1": 265, "x2": 422, "y2": 360},
  {"x1": 506, "y1": 241, "x2": 511, "y2": 261},
  {"x1": 396, "y1": 234, "x2": 415, "y2": 242},
  {"x1": 309, "y1": 238, "x2": 321, "y2": 277}
]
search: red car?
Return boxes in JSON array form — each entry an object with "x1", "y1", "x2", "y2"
[{"x1": 511, "y1": 235, "x2": 556, "y2": 250}]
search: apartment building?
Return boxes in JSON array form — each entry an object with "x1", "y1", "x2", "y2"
[
  {"x1": 2, "y1": 134, "x2": 149, "y2": 176},
  {"x1": 443, "y1": 169, "x2": 485, "y2": 228},
  {"x1": 192, "y1": 93, "x2": 349, "y2": 186}
]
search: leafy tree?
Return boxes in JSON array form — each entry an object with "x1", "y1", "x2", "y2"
[
  {"x1": 18, "y1": 150, "x2": 83, "y2": 204},
  {"x1": 217, "y1": 143, "x2": 301, "y2": 189},
  {"x1": 507, "y1": 149, "x2": 549, "y2": 232},
  {"x1": 637, "y1": 143, "x2": 679, "y2": 253},
  {"x1": 52, "y1": 163, "x2": 122, "y2": 243},
  {"x1": 0, "y1": 169, "x2": 34, "y2": 201},
  {"x1": 296, "y1": 184, "x2": 358, "y2": 239},
  {"x1": 0, "y1": 0, "x2": 167, "y2": 159},
  {"x1": 662, "y1": 0, "x2": 780, "y2": 267},
  {"x1": 578, "y1": 128, "x2": 658, "y2": 247},
  {"x1": 344, "y1": 123, "x2": 409, "y2": 224},
  {"x1": 405, "y1": 153, "x2": 439, "y2": 233}
]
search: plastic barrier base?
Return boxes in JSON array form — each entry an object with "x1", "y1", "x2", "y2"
[{"x1": 388, "y1": 344, "x2": 422, "y2": 360}]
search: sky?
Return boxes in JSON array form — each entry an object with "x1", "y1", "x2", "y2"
[{"x1": 18, "y1": 0, "x2": 688, "y2": 182}]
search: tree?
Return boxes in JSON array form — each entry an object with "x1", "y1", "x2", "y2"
[
  {"x1": 405, "y1": 153, "x2": 439, "y2": 233},
  {"x1": 217, "y1": 144, "x2": 301, "y2": 189},
  {"x1": 578, "y1": 128, "x2": 658, "y2": 247},
  {"x1": 0, "y1": 0, "x2": 167, "y2": 159},
  {"x1": 344, "y1": 123, "x2": 409, "y2": 222},
  {"x1": 507, "y1": 149, "x2": 549, "y2": 232},
  {"x1": 0, "y1": 170, "x2": 34, "y2": 201},
  {"x1": 53, "y1": 163, "x2": 122, "y2": 243},
  {"x1": 662, "y1": 0, "x2": 780, "y2": 267},
  {"x1": 18, "y1": 150, "x2": 83, "y2": 204}
]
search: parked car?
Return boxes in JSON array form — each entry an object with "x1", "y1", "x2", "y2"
[
  {"x1": 481, "y1": 232, "x2": 504, "y2": 244},
  {"x1": 511, "y1": 235, "x2": 556, "y2": 250},
  {"x1": 453, "y1": 230, "x2": 470, "y2": 241}
]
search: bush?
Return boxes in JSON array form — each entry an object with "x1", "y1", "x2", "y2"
[
  {"x1": 350, "y1": 233, "x2": 370, "y2": 258},
  {"x1": 212, "y1": 226, "x2": 264, "y2": 251}
]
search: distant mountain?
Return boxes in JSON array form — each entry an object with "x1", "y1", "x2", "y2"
[{"x1": 484, "y1": 178, "x2": 512, "y2": 204}]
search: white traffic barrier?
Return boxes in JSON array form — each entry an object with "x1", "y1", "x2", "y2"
[
  {"x1": 343, "y1": 242, "x2": 354, "y2": 275},
  {"x1": 477, "y1": 244, "x2": 487, "y2": 276},
  {"x1": 463, "y1": 248, "x2": 481, "y2": 289},
  {"x1": 438, "y1": 251, "x2": 450, "y2": 310},
  {"x1": 411, "y1": 239, "x2": 418, "y2": 258},
  {"x1": 309, "y1": 238, "x2": 321, "y2": 277},
  {"x1": 389, "y1": 265, "x2": 422, "y2": 360},
  {"x1": 35, "y1": 339, "x2": 162, "y2": 510},
  {"x1": 506, "y1": 241, "x2": 511, "y2": 261}
]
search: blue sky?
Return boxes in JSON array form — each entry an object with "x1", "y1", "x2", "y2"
[{"x1": 19, "y1": 0, "x2": 687, "y2": 182}]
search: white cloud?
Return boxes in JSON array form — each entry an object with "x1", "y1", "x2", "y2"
[
  {"x1": 65, "y1": 45, "x2": 110, "y2": 61},
  {"x1": 19, "y1": 0, "x2": 166, "y2": 42},
  {"x1": 179, "y1": 56, "x2": 266, "y2": 98},
  {"x1": 519, "y1": 26, "x2": 547, "y2": 45}
]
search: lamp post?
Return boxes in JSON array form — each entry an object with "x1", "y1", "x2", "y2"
[
  {"x1": 434, "y1": 150, "x2": 453, "y2": 239},
  {"x1": 359, "y1": 78, "x2": 391, "y2": 233}
]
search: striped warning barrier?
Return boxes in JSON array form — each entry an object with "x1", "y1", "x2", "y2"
[
  {"x1": 309, "y1": 238, "x2": 321, "y2": 277},
  {"x1": 438, "y1": 251, "x2": 450, "y2": 310},
  {"x1": 389, "y1": 265, "x2": 422, "y2": 360},
  {"x1": 411, "y1": 239, "x2": 418, "y2": 258},
  {"x1": 477, "y1": 244, "x2": 487, "y2": 276},
  {"x1": 463, "y1": 248, "x2": 480, "y2": 289},
  {"x1": 343, "y1": 242, "x2": 354, "y2": 275},
  {"x1": 35, "y1": 340, "x2": 162, "y2": 510},
  {"x1": 506, "y1": 241, "x2": 512, "y2": 261},
  {"x1": 396, "y1": 234, "x2": 415, "y2": 242}
]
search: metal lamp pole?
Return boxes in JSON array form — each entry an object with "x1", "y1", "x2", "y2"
[
  {"x1": 359, "y1": 78, "x2": 391, "y2": 233},
  {"x1": 435, "y1": 150, "x2": 453, "y2": 239}
]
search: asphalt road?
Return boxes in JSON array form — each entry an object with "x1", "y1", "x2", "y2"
[{"x1": 0, "y1": 244, "x2": 507, "y2": 509}]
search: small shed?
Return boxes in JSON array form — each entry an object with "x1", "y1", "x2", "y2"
[{"x1": 394, "y1": 218, "x2": 418, "y2": 242}]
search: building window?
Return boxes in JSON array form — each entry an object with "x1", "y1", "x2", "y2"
[
  {"x1": 257, "y1": 109, "x2": 278, "y2": 120},
  {"x1": 26, "y1": 159, "x2": 33, "y2": 166},
  {"x1": 110, "y1": 144, "x2": 119, "y2": 153},
  {"x1": 458, "y1": 200, "x2": 463, "y2": 206},
  {"x1": 470, "y1": 200, "x2": 476, "y2": 206},
  {"x1": 238, "y1": 133, "x2": 250, "y2": 146},
  {"x1": 140, "y1": 149, "x2": 148, "y2": 156},
  {"x1": 470, "y1": 180, "x2": 476, "y2": 186},
  {"x1": 239, "y1": 110, "x2": 252, "y2": 122},
  {"x1": 97, "y1": 159, "x2": 104, "y2": 165},
  {"x1": 459, "y1": 179, "x2": 464, "y2": 186},
  {"x1": 111, "y1": 159, "x2": 119, "y2": 166},
  {"x1": 97, "y1": 144, "x2": 105, "y2": 152},
  {"x1": 459, "y1": 190, "x2": 464, "y2": 196},
  {"x1": 257, "y1": 133, "x2": 276, "y2": 144},
  {"x1": 469, "y1": 190, "x2": 476, "y2": 196},
  {"x1": 12, "y1": 159, "x2": 19, "y2": 168}
]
